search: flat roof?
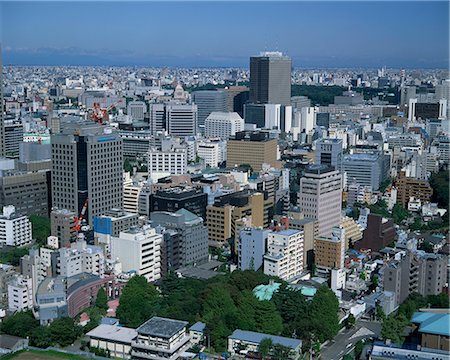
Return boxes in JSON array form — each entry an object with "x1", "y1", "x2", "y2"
[
  {"x1": 87, "y1": 324, "x2": 137, "y2": 343},
  {"x1": 229, "y1": 330, "x2": 301, "y2": 350},
  {"x1": 411, "y1": 312, "x2": 450, "y2": 337},
  {"x1": 137, "y1": 317, "x2": 188, "y2": 338}
]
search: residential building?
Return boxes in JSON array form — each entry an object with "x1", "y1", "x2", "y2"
[
  {"x1": 123, "y1": 173, "x2": 141, "y2": 213},
  {"x1": 355, "y1": 214, "x2": 396, "y2": 252},
  {"x1": 131, "y1": 316, "x2": 191, "y2": 360},
  {"x1": 111, "y1": 225, "x2": 162, "y2": 282},
  {"x1": 238, "y1": 228, "x2": 269, "y2": 271},
  {"x1": 287, "y1": 213, "x2": 315, "y2": 270},
  {"x1": 227, "y1": 131, "x2": 279, "y2": 171},
  {"x1": 396, "y1": 174, "x2": 433, "y2": 206},
  {"x1": 228, "y1": 330, "x2": 302, "y2": 359},
  {"x1": 51, "y1": 119, "x2": 123, "y2": 225},
  {"x1": 166, "y1": 104, "x2": 198, "y2": 137},
  {"x1": 192, "y1": 90, "x2": 228, "y2": 128},
  {"x1": 249, "y1": 51, "x2": 292, "y2": 106},
  {"x1": 7, "y1": 275, "x2": 33, "y2": 312},
  {"x1": 340, "y1": 216, "x2": 363, "y2": 249},
  {"x1": 298, "y1": 164, "x2": 342, "y2": 237},
  {"x1": 0, "y1": 206, "x2": 32, "y2": 246},
  {"x1": 204, "y1": 111, "x2": 244, "y2": 139},
  {"x1": 263, "y1": 229, "x2": 304, "y2": 281},
  {"x1": 314, "y1": 226, "x2": 345, "y2": 270}
]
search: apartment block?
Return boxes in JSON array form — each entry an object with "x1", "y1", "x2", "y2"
[
  {"x1": 314, "y1": 226, "x2": 345, "y2": 270},
  {"x1": 0, "y1": 206, "x2": 32, "y2": 246}
]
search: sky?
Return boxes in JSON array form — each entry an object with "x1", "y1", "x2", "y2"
[{"x1": 0, "y1": 1, "x2": 449, "y2": 68}]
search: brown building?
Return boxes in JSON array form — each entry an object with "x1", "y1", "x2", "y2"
[
  {"x1": 314, "y1": 227, "x2": 345, "y2": 270},
  {"x1": 396, "y1": 173, "x2": 433, "y2": 206},
  {"x1": 226, "y1": 131, "x2": 279, "y2": 172},
  {"x1": 206, "y1": 190, "x2": 273, "y2": 245},
  {"x1": 355, "y1": 214, "x2": 396, "y2": 252},
  {"x1": 411, "y1": 311, "x2": 449, "y2": 352},
  {"x1": 51, "y1": 209, "x2": 77, "y2": 247}
]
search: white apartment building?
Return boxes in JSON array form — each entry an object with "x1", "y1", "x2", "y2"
[
  {"x1": 298, "y1": 165, "x2": 342, "y2": 237},
  {"x1": 148, "y1": 146, "x2": 187, "y2": 177},
  {"x1": 197, "y1": 141, "x2": 222, "y2": 168},
  {"x1": 263, "y1": 229, "x2": 304, "y2": 281},
  {"x1": 8, "y1": 275, "x2": 33, "y2": 312},
  {"x1": 123, "y1": 172, "x2": 141, "y2": 213},
  {"x1": 57, "y1": 240, "x2": 105, "y2": 278},
  {"x1": 204, "y1": 112, "x2": 244, "y2": 139},
  {"x1": 0, "y1": 206, "x2": 32, "y2": 246},
  {"x1": 111, "y1": 225, "x2": 162, "y2": 282}
]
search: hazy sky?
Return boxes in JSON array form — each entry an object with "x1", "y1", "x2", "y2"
[{"x1": 1, "y1": 1, "x2": 449, "y2": 68}]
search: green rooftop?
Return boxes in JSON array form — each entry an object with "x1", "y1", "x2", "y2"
[{"x1": 253, "y1": 282, "x2": 281, "y2": 301}]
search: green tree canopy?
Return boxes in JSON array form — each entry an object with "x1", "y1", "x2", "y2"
[
  {"x1": 95, "y1": 287, "x2": 108, "y2": 311},
  {"x1": 0, "y1": 311, "x2": 39, "y2": 338},
  {"x1": 29, "y1": 215, "x2": 51, "y2": 246}
]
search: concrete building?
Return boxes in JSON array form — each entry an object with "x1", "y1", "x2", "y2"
[
  {"x1": 127, "y1": 101, "x2": 147, "y2": 121},
  {"x1": 263, "y1": 229, "x2": 304, "y2": 281},
  {"x1": 111, "y1": 225, "x2": 162, "y2": 282},
  {"x1": 123, "y1": 173, "x2": 141, "y2": 213},
  {"x1": 50, "y1": 209, "x2": 77, "y2": 248},
  {"x1": 197, "y1": 140, "x2": 222, "y2": 168},
  {"x1": 238, "y1": 228, "x2": 269, "y2": 271},
  {"x1": 148, "y1": 146, "x2": 187, "y2": 177},
  {"x1": 227, "y1": 131, "x2": 279, "y2": 171},
  {"x1": 396, "y1": 174, "x2": 433, "y2": 207},
  {"x1": 166, "y1": 104, "x2": 198, "y2": 137},
  {"x1": 287, "y1": 213, "x2": 315, "y2": 270},
  {"x1": 314, "y1": 226, "x2": 345, "y2": 271},
  {"x1": 204, "y1": 111, "x2": 244, "y2": 139},
  {"x1": 149, "y1": 104, "x2": 166, "y2": 135},
  {"x1": 298, "y1": 165, "x2": 342, "y2": 237},
  {"x1": 249, "y1": 51, "x2": 292, "y2": 106},
  {"x1": 51, "y1": 119, "x2": 123, "y2": 225},
  {"x1": 4, "y1": 119, "x2": 23, "y2": 158},
  {"x1": 206, "y1": 190, "x2": 273, "y2": 244},
  {"x1": 411, "y1": 311, "x2": 450, "y2": 352},
  {"x1": 131, "y1": 317, "x2": 191, "y2": 360},
  {"x1": 87, "y1": 324, "x2": 137, "y2": 359},
  {"x1": 315, "y1": 138, "x2": 343, "y2": 173},
  {"x1": 0, "y1": 206, "x2": 32, "y2": 246},
  {"x1": 340, "y1": 216, "x2": 362, "y2": 250},
  {"x1": 192, "y1": 90, "x2": 228, "y2": 128},
  {"x1": 93, "y1": 208, "x2": 139, "y2": 239},
  {"x1": 343, "y1": 151, "x2": 388, "y2": 191},
  {"x1": 56, "y1": 240, "x2": 105, "y2": 278},
  {"x1": 150, "y1": 209, "x2": 209, "y2": 274},
  {"x1": 7, "y1": 275, "x2": 33, "y2": 312},
  {"x1": 355, "y1": 214, "x2": 396, "y2": 252}
]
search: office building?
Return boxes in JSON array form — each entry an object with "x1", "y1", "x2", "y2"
[
  {"x1": 166, "y1": 104, "x2": 198, "y2": 137},
  {"x1": 263, "y1": 230, "x2": 304, "y2": 281},
  {"x1": 204, "y1": 112, "x2": 244, "y2": 139},
  {"x1": 314, "y1": 226, "x2": 345, "y2": 270},
  {"x1": 355, "y1": 214, "x2": 396, "y2": 252},
  {"x1": 197, "y1": 140, "x2": 223, "y2": 168},
  {"x1": 120, "y1": 130, "x2": 158, "y2": 159},
  {"x1": 207, "y1": 190, "x2": 273, "y2": 244},
  {"x1": 383, "y1": 250, "x2": 447, "y2": 305},
  {"x1": 50, "y1": 209, "x2": 77, "y2": 247},
  {"x1": 340, "y1": 216, "x2": 362, "y2": 249},
  {"x1": 148, "y1": 146, "x2": 187, "y2": 177},
  {"x1": 315, "y1": 138, "x2": 343, "y2": 173},
  {"x1": 7, "y1": 275, "x2": 33, "y2": 312},
  {"x1": 150, "y1": 209, "x2": 209, "y2": 273},
  {"x1": 131, "y1": 317, "x2": 191, "y2": 360},
  {"x1": 0, "y1": 52, "x2": 4, "y2": 158},
  {"x1": 244, "y1": 103, "x2": 292, "y2": 132},
  {"x1": 111, "y1": 225, "x2": 162, "y2": 282},
  {"x1": 226, "y1": 86, "x2": 249, "y2": 116},
  {"x1": 343, "y1": 151, "x2": 388, "y2": 191},
  {"x1": 4, "y1": 119, "x2": 23, "y2": 158},
  {"x1": 249, "y1": 51, "x2": 291, "y2": 106},
  {"x1": 149, "y1": 104, "x2": 166, "y2": 135},
  {"x1": 0, "y1": 206, "x2": 32, "y2": 246},
  {"x1": 411, "y1": 311, "x2": 450, "y2": 352},
  {"x1": 93, "y1": 208, "x2": 139, "y2": 242},
  {"x1": 298, "y1": 165, "x2": 342, "y2": 237},
  {"x1": 227, "y1": 131, "x2": 279, "y2": 171},
  {"x1": 123, "y1": 175, "x2": 142, "y2": 214},
  {"x1": 127, "y1": 101, "x2": 147, "y2": 121},
  {"x1": 286, "y1": 212, "x2": 315, "y2": 270},
  {"x1": 150, "y1": 187, "x2": 208, "y2": 220},
  {"x1": 238, "y1": 228, "x2": 269, "y2": 271},
  {"x1": 192, "y1": 90, "x2": 228, "y2": 128},
  {"x1": 51, "y1": 119, "x2": 123, "y2": 225}
]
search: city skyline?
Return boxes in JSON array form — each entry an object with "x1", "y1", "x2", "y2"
[{"x1": 1, "y1": 1, "x2": 449, "y2": 68}]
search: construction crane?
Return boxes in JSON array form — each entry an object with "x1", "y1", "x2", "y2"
[
  {"x1": 90, "y1": 99, "x2": 124, "y2": 124},
  {"x1": 72, "y1": 197, "x2": 89, "y2": 234}
]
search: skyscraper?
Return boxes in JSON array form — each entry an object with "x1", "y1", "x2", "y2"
[
  {"x1": 192, "y1": 90, "x2": 228, "y2": 128},
  {"x1": 0, "y1": 47, "x2": 5, "y2": 158},
  {"x1": 51, "y1": 119, "x2": 123, "y2": 225},
  {"x1": 249, "y1": 51, "x2": 292, "y2": 106}
]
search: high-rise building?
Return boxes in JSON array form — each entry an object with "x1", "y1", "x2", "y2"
[
  {"x1": 263, "y1": 229, "x2": 304, "y2": 281},
  {"x1": 51, "y1": 120, "x2": 123, "y2": 225},
  {"x1": 204, "y1": 112, "x2": 244, "y2": 139},
  {"x1": 8, "y1": 275, "x2": 33, "y2": 312},
  {"x1": 149, "y1": 104, "x2": 166, "y2": 135},
  {"x1": 314, "y1": 226, "x2": 345, "y2": 270},
  {"x1": 0, "y1": 206, "x2": 32, "y2": 246},
  {"x1": 298, "y1": 165, "x2": 342, "y2": 237},
  {"x1": 51, "y1": 209, "x2": 77, "y2": 247},
  {"x1": 166, "y1": 104, "x2": 198, "y2": 137},
  {"x1": 148, "y1": 146, "x2": 187, "y2": 177},
  {"x1": 192, "y1": 90, "x2": 228, "y2": 128},
  {"x1": 343, "y1": 151, "x2": 388, "y2": 191},
  {"x1": 238, "y1": 228, "x2": 269, "y2": 271},
  {"x1": 0, "y1": 48, "x2": 5, "y2": 158},
  {"x1": 395, "y1": 174, "x2": 433, "y2": 206},
  {"x1": 4, "y1": 118, "x2": 23, "y2": 158},
  {"x1": 315, "y1": 138, "x2": 343, "y2": 173},
  {"x1": 127, "y1": 101, "x2": 147, "y2": 121},
  {"x1": 249, "y1": 51, "x2": 291, "y2": 106},
  {"x1": 226, "y1": 131, "x2": 279, "y2": 171},
  {"x1": 354, "y1": 214, "x2": 396, "y2": 252}
]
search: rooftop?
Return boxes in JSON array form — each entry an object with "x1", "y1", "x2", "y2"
[
  {"x1": 87, "y1": 324, "x2": 137, "y2": 343},
  {"x1": 229, "y1": 330, "x2": 301, "y2": 350},
  {"x1": 253, "y1": 282, "x2": 281, "y2": 301},
  {"x1": 411, "y1": 311, "x2": 450, "y2": 337},
  {"x1": 137, "y1": 317, "x2": 188, "y2": 338}
]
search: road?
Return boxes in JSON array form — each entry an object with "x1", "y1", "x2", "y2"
[{"x1": 319, "y1": 320, "x2": 381, "y2": 360}]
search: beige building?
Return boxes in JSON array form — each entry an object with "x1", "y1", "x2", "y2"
[
  {"x1": 87, "y1": 324, "x2": 137, "y2": 359},
  {"x1": 206, "y1": 190, "x2": 273, "y2": 244},
  {"x1": 314, "y1": 226, "x2": 345, "y2": 270},
  {"x1": 340, "y1": 216, "x2": 362, "y2": 249},
  {"x1": 50, "y1": 208, "x2": 77, "y2": 247},
  {"x1": 226, "y1": 131, "x2": 279, "y2": 171},
  {"x1": 286, "y1": 211, "x2": 315, "y2": 270}
]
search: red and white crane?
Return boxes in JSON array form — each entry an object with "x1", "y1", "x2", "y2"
[
  {"x1": 71, "y1": 197, "x2": 89, "y2": 234},
  {"x1": 90, "y1": 99, "x2": 124, "y2": 124}
]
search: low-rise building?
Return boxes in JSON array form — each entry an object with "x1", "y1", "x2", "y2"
[
  {"x1": 7, "y1": 275, "x2": 33, "y2": 312},
  {"x1": 0, "y1": 206, "x2": 32, "y2": 246},
  {"x1": 314, "y1": 226, "x2": 345, "y2": 271},
  {"x1": 87, "y1": 324, "x2": 137, "y2": 359}
]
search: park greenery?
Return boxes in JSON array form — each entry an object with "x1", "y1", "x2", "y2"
[
  {"x1": 115, "y1": 271, "x2": 340, "y2": 352},
  {"x1": 429, "y1": 168, "x2": 449, "y2": 209},
  {"x1": 29, "y1": 215, "x2": 51, "y2": 246}
]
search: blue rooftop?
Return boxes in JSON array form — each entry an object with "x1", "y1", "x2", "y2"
[
  {"x1": 253, "y1": 283, "x2": 281, "y2": 301},
  {"x1": 411, "y1": 312, "x2": 450, "y2": 337},
  {"x1": 190, "y1": 322, "x2": 206, "y2": 333},
  {"x1": 276, "y1": 229, "x2": 300, "y2": 236},
  {"x1": 229, "y1": 330, "x2": 302, "y2": 350}
]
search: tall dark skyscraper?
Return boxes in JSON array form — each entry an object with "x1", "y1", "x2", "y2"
[
  {"x1": 249, "y1": 51, "x2": 292, "y2": 106},
  {"x1": 0, "y1": 46, "x2": 5, "y2": 157}
]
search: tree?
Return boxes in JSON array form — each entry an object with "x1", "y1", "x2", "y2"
[
  {"x1": 392, "y1": 204, "x2": 409, "y2": 224},
  {"x1": 345, "y1": 314, "x2": 356, "y2": 329},
  {"x1": 0, "y1": 311, "x2": 39, "y2": 338},
  {"x1": 430, "y1": 169, "x2": 449, "y2": 208},
  {"x1": 272, "y1": 344, "x2": 292, "y2": 360},
  {"x1": 30, "y1": 326, "x2": 53, "y2": 348},
  {"x1": 29, "y1": 215, "x2": 51, "y2": 246},
  {"x1": 116, "y1": 275, "x2": 159, "y2": 328},
  {"x1": 95, "y1": 287, "x2": 108, "y2": 311},
  {"x1": 258, "y1": 338, "x2": 273, "y2": 359},
  {"x1": 375, "y1": 305, "x2": 386, "y2": 321},
  {"x1": 354, "y1": 339, "x2": 364, "y2": 359},
  {"x1": 381, "y1": 314, "x2": 408, "y2": 344},
  {"x1": 48, "y1": 317, "x2": 82, "y2": 347},
  {"x1": 253, "y1": 300, "x2": 283, "y2": 335},
  {"x1": 309, "y1": 286, "x2": 340, "y2": 342},
  {"x1": 123, "y1": 158, "x2": 133, "y2": 173}
]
